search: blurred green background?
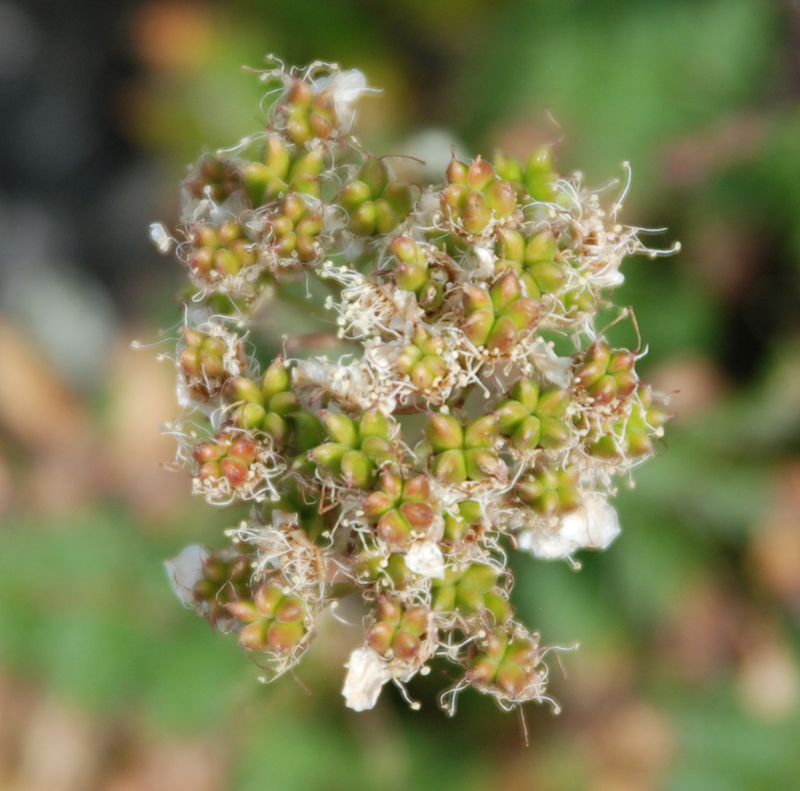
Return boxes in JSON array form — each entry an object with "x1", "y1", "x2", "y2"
[{"x1": 1, "y1": 0, "x2": 800, "y2": 789}]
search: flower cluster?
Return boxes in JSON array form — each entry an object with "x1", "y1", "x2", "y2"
[{"x1": 157, "y1": 59, "x2": 676, "y2": 715}]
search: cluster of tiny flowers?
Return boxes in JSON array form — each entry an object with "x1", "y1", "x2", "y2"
[{"x1": 156, "y1": 59, "x2": 676, "y2": 715}]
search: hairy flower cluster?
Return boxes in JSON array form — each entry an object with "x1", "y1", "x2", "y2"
[{"x1": 157, "y1": 59, "x2": 676, "y2": 715}]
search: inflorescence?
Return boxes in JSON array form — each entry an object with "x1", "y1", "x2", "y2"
[{"x1": 155, "y1": 59, "x2": 676, "y2": 715}]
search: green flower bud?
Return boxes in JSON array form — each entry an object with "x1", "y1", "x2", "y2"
[{"x1": 427, "y1": 413, "x2": 464, "y2": 451}]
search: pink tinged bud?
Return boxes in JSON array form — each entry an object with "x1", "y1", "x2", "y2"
[
  {"x1": 193, "y1": 441, "x2": 223, "y2": 463},
  {"x1": 427, "y1": 413, "x2": 464, "y2": 451},
  {"x1": 589, "y1": 374, "x2": 618, "y2": 404},
  {"x1": 254, "y1": 585, "x2": 284, "y2": 618},
  {"x1": 502, "y1": 297, "x2": 539, "y2": 332},
  {"x1": 402, "y1": 607, "x2": 430, "y2": 636},
  {"x1": 392, "y1": 630, "x2": 422, "y2": 660},
  {"x1": 511, "y1": 416, "x2": 541, "y2": 451},
  {"x1": 226, "y1": 599, "x2": 261, "y2": 624},
  {"x1": 576, "y1": 360, "x2": 606, "y2": 389},
  {"x1": 614, "y1": 371, "x2": 639, "y2": 400},
  {"x1": 341, "y1": 449, "x2": 374, "y2": 488},
  {"x1": 276, "y1": 595, "x2": 306, "y2": 623},
  {"x1": 470, "y1": 659, "x2": 498, "y2": 687},
  {"x1": 181, "y1": 326, "x2": 205, "y2": 348},
  {"x1": 376, "y1": 598, "x2": 403, "y2": 624},
  {"x1": 190, "y1": 247, "x2": 215, "y2": 274},
  {"x1": 463, "y1": 284, "x2": 493, "y2": 315},
  {"x1": 194, "y1": 225, "x2": 219, "y2": 248},
  {"x1": 310, "y1": 109, "x2": 334, "y2": 139},
  {"x1": 446, "y1": 154, "x2": 469, "y2": 185},
  {"x1": 464, "y1": 415, "x2": 498, "y2": 449},
  {"x1": 238, "y1": 622, "x2": 271, "y2": 651},
  {"x1": 366, "y1": 621, "x2": 396, "y2": 655},
  {"x1": 491, "y1": 270, "x2": 523, "y2": 312},
  {"x1": 363, "y1": 491, "x2": 396, "y2": 519},
  {"x1": 399, "y1": 501, "x2": 434, "y2": 531},
  {"x1": 289, "y1": 234, "x2": 313, "y2": 262},
  {"x1": 410, "y1": 356, "x2": 444, "y2": 390},
  {"x1": 378, "y1": 467, "x2": 404, "y2": 499},
  {"x1": 281, "y1": 193, "x2": 307, "y2": 224},
  {"x1": 496, "y1": 665, "x2": 527, "y2": 697},
  {"x1": 402, "y1": 474, "x2": 430, "y2": 502},
  {"x1": 267, "y1": 621, "x2": 305, "y2": 653},
  {"x1": 462, "y1": 191, "x2": 491, "y2": 234},
  {"x1": 391, "y1": 235, "x2": 419, "y2": 264},
  {"x1": 626, "y1": 431, "x2": 653, "y2": 458},
  {"x1": 432, "y1": 449, "x2": 468, "y2": 484},
  {"x1": 220, "y1": 457, "x2": 249, "y2": 487},
  {"x1": 589, "y1": 340, "x2": 612, "y2": 366},
  {"x1": 378, "y1": 509, "x2": 412, "y2": 545},
  {"x1": 467, "y1": 157, "x2": 496, "y2": 191},
  {"x1": 463, "y1": 310, "x2": 495, "y2": 347},
  {"x1": 178, "y1": 348, "x2": 201, "y2": 378},
  {"x1": 485, "y1": 316, "x2": 519, "y2": 352},
  {"x1": 485, "y1": 179, "x2": 517, "y2": 217},
  {"x1": 197, "y1": 461, "x2": 221, "y2": 480},
  {"x1": 229, "y1": 437, "x2": 257, "y2": 464},
  {"x1": 287, "y1": 77, "x2": 313, "y2": 107},
  {"x1": 608, "y1": 349, "x2": 636, "y2": 373}
]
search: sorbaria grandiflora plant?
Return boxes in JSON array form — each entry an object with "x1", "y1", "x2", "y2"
[{"x1": 154, "y1": 59, "x2": 678, "y2": 716}]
